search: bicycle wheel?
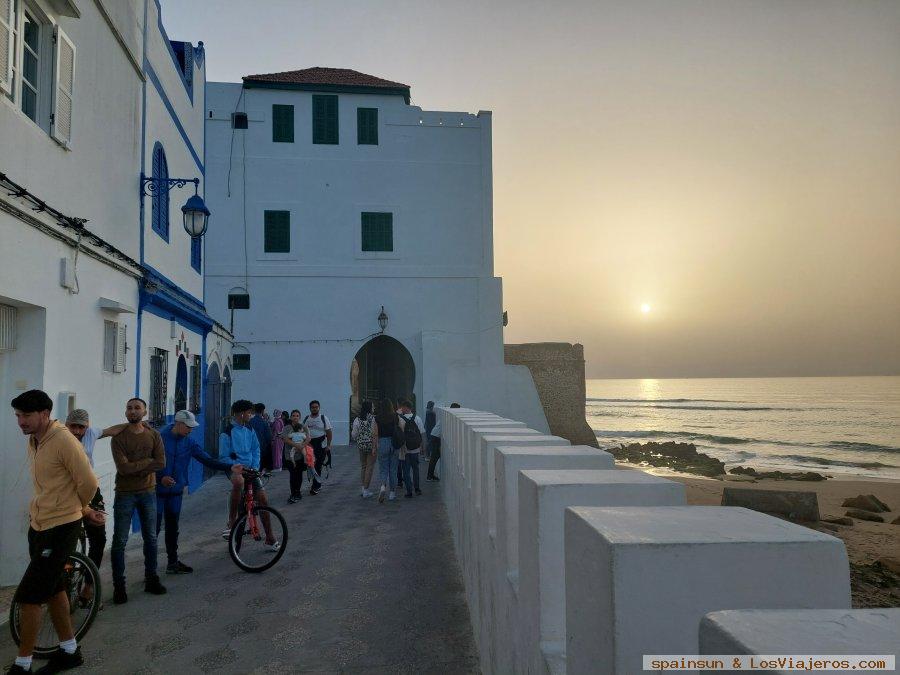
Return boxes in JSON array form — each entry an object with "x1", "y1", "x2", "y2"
[
  {"x1": 9, "y1": 552, "x2": 102, "y2": 657},
  {"x1": 228, "y1": 505, "x2": 288, "y2": 572}
]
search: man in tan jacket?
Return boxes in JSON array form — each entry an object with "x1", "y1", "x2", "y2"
[{"x1": 8, "y1": 390, "x2": 101, "y2": 674}]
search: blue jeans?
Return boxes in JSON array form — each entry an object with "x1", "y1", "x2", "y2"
[
  {"x1": 377, "y1": 437, "x2": 398, "y2": 490},
  {"x1": 402, "y1": 452, "x2": 420, "y2": 494},
  {"x1": 112, "y1": 490, "x2": 158, "y2": 586}
]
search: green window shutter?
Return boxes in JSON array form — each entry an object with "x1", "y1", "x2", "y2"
[
  {"x1": 357, "y1": 107, "x2": 378, "y2": 145},
  {"x1": 313, "y1": 94, "x2": 339, "y2": 144},
  {"x1": 272, "y1": 104, "x2": 294, "y2": 143},
  {"x1": 361, "y1": 212, "x2": 393, "y2": 252},
  {"x1": 264, "y1": 210, "x2": 291, "y2": 252}
]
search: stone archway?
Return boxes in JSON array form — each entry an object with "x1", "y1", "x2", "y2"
[{"x1": 350, "y1": 335, "x2": 415, "y2": 419}]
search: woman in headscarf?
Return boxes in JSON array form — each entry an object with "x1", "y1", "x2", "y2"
[{"x1": 271, "y1": 408, "x2": 285, "y2": 471}]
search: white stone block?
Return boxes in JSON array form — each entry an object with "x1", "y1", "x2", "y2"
[
  {"x1": 464, "y1": 421, "x2": 528, "y2": 480},
  {"x1": 565, "y1": 506, "x2": 851, "y2": 675},
  {"x1": 518, "y1": 470, "x2": 686, "y2": 673},
  {"x1": 700, "y1": 609, "x2": 899, "y2": 673}
]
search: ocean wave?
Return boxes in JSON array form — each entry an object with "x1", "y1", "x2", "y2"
[
  {"x1": 778, "y1": 454, "x2": 899, "y2": 470},
  {"x1": 826, "y1": 441, "x2": 900, "y2": 454},
  {"x1": 587, "y1": 401, "x2": 796, "y2": 412},
  {"x1": 587, "y1": 398, "x2": 730, "y2": 403},
  {"x1": 593, "y1": 429, "x2": 753, "y2": 444}
]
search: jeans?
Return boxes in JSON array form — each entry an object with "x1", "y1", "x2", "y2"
[
  {"x1": 427, "y1": 437, "x2": 442, "y2": 479},
  {"x1": 155, "y1": 492, "x2": 183, "y2": 566},
  {"x1": 111, "y1": 490, "x2": 158, "y2": 586},
  {"x1": 402, "y1": 452, "x2": 421, "y2": 494},
  {"x1": 377, "y1": 437, "x2": 398, "y2": 490}
]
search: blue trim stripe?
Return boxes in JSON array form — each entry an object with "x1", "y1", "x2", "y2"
[{"x1": 144, "y1": 63, "x2": 204, "y2": 174}]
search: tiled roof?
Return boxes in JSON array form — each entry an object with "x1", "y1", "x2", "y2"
[{"x1": 243, "y1": 67, "x2": 409, "y2": 92}]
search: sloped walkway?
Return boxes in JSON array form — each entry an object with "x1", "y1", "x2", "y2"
[{"x1": 0, "y1": 447, "x2": 478, "y2": 674}]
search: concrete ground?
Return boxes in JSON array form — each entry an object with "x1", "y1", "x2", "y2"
[{"x1": 0, "y1": 447, "x2": 479, "y2": 674}]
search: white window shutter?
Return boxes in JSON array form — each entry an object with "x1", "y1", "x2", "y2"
[
  {"x1": 51, "y1": 26, "x2": 76, "y2": 147},
  {"x1": 0, "y1": 0, "x2": 13, "y2": 96},
  {"x1": 115, "y1": 323, "x2": 127, "y2": 373}
]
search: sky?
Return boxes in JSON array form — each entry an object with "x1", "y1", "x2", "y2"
[{"x1": 162, "y1": 0, "x2": 900, "y2": 379}]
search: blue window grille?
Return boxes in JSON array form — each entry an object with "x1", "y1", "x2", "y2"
[
  {"x1": 191, "y1": 235, "x2": 201, "y2": 272},
  {"x1": 151, "y1": 143, "x2": 170, "y2": 241}
]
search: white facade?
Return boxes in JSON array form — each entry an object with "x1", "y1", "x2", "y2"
[
  {"x1": 0, "y1": 0, "x2": 230, "y2": 585},
  {"x1": 205, "y1": 76, "x2": 546, "y2": 441}
]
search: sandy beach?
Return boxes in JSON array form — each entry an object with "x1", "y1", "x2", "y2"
[{"x1": 618, "y1": 462, "x2": 900, "y2": 607}]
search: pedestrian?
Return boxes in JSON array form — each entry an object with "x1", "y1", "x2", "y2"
[
  {"x1": 303, "y1": 401, "x2": 332, "y2": 495},
  {"x1": 220, "y1": 400, "x2": 280, "y2": 550},
  {"x1": 110, "y1": 398, "x2": 167, "y2": 604},
  {"x1": 424, "y1": 401, "x2": 436, "y2": 461},
  {"x1": 156, "y1": 411, "x2": 242, "y2": 574},
  {"x1": 426, "y1": 409, "x2": 442, "y2": 482},
  {"x1": 397, "y1": 399, "x2": 424, "y2": 498},
  {"x1": 64, "y1": 409, "x2": 129, "y2": 603},
  {"x1": 7, "y1": 390, "x2": 102, "y2": 674},
  {"x1": 271, "y1": 409, "x2": 285, "y2": 471},
  {"x1": 351, "y1": 401, "x2": 378, "y2": 498},
  {"x1": 282, "y1": 410, "x2": 308, "y2": 503},
  {"x1": 375, "y1": 399, "x2": 399, "y2": 503},
  {"x1": 248, "y1": 403, "x2": 274, "y2": 471}
]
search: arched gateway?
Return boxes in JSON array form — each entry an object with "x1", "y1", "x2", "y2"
[{"x1": 350, "y1": 336, "x2": 415, "y2": 419}]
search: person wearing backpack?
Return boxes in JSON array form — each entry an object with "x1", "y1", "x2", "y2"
[
  {"x1": 351, "y1": 401, "x2": 378, "y2": 498},
  {"x1": 303, "y1": 401, "x2": 332, "y2": 495},
  {"x1": 396, "y1": 399, "x2": 424, "y2": 498}
]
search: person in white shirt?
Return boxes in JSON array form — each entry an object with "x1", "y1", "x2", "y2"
[
  {"x1": 303, "y1": 400, "x2": 332, "y2": 495},
  {"x1": 396, "y1": 399, "x2": 424, "y2": 498}
]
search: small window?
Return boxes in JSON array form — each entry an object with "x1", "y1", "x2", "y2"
[
  {"x1": 228, "y1": 292, "x2": 250, "y2": 310},
  {"x1": 312, "y1": 94, "x2": 338, "y2": 144},
  {"x1": 190, "y1": 235, "x2": 201, "y2": 273},
  {"x1": 361, "y1": 212, "x2": 393, "y2": 252},
  {"x1": 149, "y1": 347, "x2": 168, "y2": 426},
  {"x1": 233, "y1": 353, "x2": 250, "y2": 370},
  {"x1": 103, "y1": 320, "x2": 126, "y2": 373},
  {"x1": 264, "y1": 210, "x2": 290, "y2": 253},
  {"x1": 357, "y1": 108, "x2": 378, "y2": 145},
  {"x1": 231, "y1": 112, "x2": 248, "y2": 129},
  {"x1": 190, "y1": 355, "x2": 202, "y2": 413},
  {"x1": 151, "y1": 143, "x2": 170, "y2": 241},
  {"x1": 272, "y1": 104, "x2": 293, "y2": 142},
  {"x1": 20, "y1": 8, "x2": 40, "y2": 122}
]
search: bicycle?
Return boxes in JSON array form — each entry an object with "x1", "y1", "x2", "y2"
[
  {"x1": 228, "y1": 469, "x2": 288, "y2": 572},
  {"x1": 8, "y1": 544, "x2": 102, "y2": 657}
]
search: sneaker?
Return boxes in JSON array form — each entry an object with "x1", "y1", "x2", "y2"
[
  {"x1": 309, "y1": 489, "x2": 319, "y2": 496},
  {"x1": 426, "y1": 476, "x2": 436, "y2": 482},
  {"x1": 360, "y1": 488, "x2": 366, "y2": 498},
  {"x1": 34, "y1": 647, "x2": 83, "y2": 673},
  {"x1": 113, "y1": 585, "x2": 127, "y2": 605},
  {"x1": 266, "y1": 541, "x2": 281, "y2": 552},
  {"x1": 6, "y1": 663, "x2": 30, "y2": 673},
  {"x1": 221, "y1": 528, "x2": 231, "y2": 540},
  {"x1": 166, "y1": 561, "x2": 193, "y2": 574},
  {"x1": 144, "y1": 575, "x2": 167, "y2": 595},
  {"x1": 415, "y1": 488, "x2": 422, "y2": 496},
  {"x1": 288, "y1": 496, "x2": 298, "y2": 504},
  {"x1": 363, "y1": 489, "x2": 373, "y2": 498},
  {"x1": 405, "y1": 492, "x2": 413, "y2": 498},
  {"x1": 378, "y1": 486, "x2": 386, "y2": 503},
  {"x1": 388, "y1": 491, "x2": 396, "y2": 501}
]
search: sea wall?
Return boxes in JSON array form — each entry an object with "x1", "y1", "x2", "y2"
[
  {"x1": 504, "y1": 342, "x2": 598, "y2": 447},
  {"x1": 439, "y1": 406, "x2": 869, "y2": 675}
]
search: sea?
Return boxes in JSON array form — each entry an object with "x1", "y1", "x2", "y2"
[{"x1": 587, "y1": 376, "x2": 900, "y2": 481}]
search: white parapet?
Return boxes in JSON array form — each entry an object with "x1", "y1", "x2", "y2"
[
  {"x1": 464, "y1": 421, "x2": 529, "y2": 485},
  {"x1": 518, "y1": 469, "x2": 686, "y2": 675},
  {"x1": 565, "y1": 506, "x2": 851, "y2": 675},
  {"x1": 700, "y1": 609, "x2": 900, "y2": 671}
]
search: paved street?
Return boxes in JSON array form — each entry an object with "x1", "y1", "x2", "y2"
[{"x1": 1, "y1": 447, "x2": 479, "y2": 674}]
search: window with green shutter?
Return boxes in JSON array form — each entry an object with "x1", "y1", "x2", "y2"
[
  {"x1": 357, "y1": 107, "x2": 378, "y2": 145},
  {"x1": 312, "y1": 94, "x2": 339, "y2": 144},
  {"x1": 361, "y1": 212, "x2": 393, "y2": 252},
  {"x1": 272, "y1": 104, "x2": 294, "y2": 143},
  {"x1": 264, "y1": 210, "x2": 291, "y2": 253}
]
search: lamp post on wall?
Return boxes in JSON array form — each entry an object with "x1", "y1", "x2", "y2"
[
  {"x1": 377, "y1": 306, "x2": 388, "y2": 334},
  {"x1": 140, "y1": 175, "x2": 211, "y2": 238}
]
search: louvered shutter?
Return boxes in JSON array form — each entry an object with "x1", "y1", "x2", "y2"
[
  {"x1": 0, "y1": 0, "x2": 12, "y2": 95},
  {"x1": 52, "y1": 26, "x2": 76, "y2": 146},
  {"x1": 272, "y1": 104, "x2": 293, "y2": 142},
  {"x1": 103, "y1": 320, "x2": 116, "y2": 371},
  {"x1": 115, "y1": 324, "x2": 127, "y2": 372}
]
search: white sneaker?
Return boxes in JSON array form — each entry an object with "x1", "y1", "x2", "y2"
[
  {"x1": 221, "y1": 528, "x2": 230, "y2": 540},
  {"x1": 378, "y1": 486, "x2": 386, "y2": 503},
  {"x1": 362, "y1": 489, "x2": 373, "y2": 498},
  {"x1": 388, "y1": 491, "x2": 396, "y2": 501}
]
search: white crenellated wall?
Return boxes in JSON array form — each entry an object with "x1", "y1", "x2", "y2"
[{"x1": 439, "y1": 407, "x2": 856, "y2": 675}]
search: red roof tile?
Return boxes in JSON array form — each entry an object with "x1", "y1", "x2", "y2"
[{"x1": 243, "y1": 67, "x2": 409, "y2": 92}]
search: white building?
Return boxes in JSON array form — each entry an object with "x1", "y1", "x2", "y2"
[
  {"x1": 0, "y1": 0, "x2": 231, "y2": 584},
  {"x1": 205, "y1": 68, "x2": 546, "y2": 443}
]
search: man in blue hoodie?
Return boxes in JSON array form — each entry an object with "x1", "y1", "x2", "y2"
[{"x1": 156, "y1": 410, "x2": 241, "y2": 574}]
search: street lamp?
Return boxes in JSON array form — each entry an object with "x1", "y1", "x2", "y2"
[
  {"x1": 141, "y1": 175, "x2": 211, "y2": 238},
  {"x1": 377, "y1": 306, "x2": 388, "y2": 333}
]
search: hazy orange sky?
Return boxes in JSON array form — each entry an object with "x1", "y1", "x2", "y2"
[{"x1": 163, "y1": 0, "x2": 900, "y2": 378}]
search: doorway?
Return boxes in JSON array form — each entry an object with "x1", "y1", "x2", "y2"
[{"x1": 350, "y1": 335, "x2": 415, "y2": 419}]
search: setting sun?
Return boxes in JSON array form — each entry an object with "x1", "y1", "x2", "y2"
[{"x1": 641, "y1": 303, "x2": 652, "y2": 314}]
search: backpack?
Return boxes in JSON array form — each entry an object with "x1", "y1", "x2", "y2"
[
  {"x1": 400, "y1": 413, "x2": 422, "y2": 451},
  {"x1": 355, "y1": 414, "x2": 374, "y2": 452}
]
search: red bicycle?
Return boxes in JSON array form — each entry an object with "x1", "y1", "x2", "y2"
[{"x1": 228, "y1": 469, "x2": 288, "y2": 572}]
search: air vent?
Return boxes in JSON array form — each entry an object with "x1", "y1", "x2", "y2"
[
  {"x1": 232, "y1": 112, "x2": 248, "y2": 129},
  {"x1": 0, "y1": 304, "x2": 17, "y2": 352},
  {"x1": 228, "y1": 293, "x2": 250, "y2": 310}
]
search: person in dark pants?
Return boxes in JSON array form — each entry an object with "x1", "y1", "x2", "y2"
[
  {"x1": 248, "y1": 403, "x2": 274, "y2": 471},
  {"x1": 156, "y1": 410, "x2": 241, "y2": 574},
  {"x1": 424, "y1": 401, "x2": 436, "y2": 461},
  {"x1": 426, "y1": 414, "x2": 442, "y2": 481},
  {"x1": 303, "y1": 401, "x2": 332, "y2": 495},
  {"x1": 282, "y1": 409, "x2": 309, "y2": 503}
]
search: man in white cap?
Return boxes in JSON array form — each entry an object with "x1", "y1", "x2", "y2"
[{"x1": 156, "y1": 410, "x2": 241, "y2": 574}]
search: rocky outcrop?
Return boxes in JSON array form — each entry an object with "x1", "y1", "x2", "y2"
[
  {"x1": 846, "y1": 509, "x2": 885, "y2": 523},
  {"x1": 842, "y1": 495, "x2": 891, "y2": 513},
  {"x1": 611, "y1": 441, "x2": 725, "y2": 477},
  {"x1": 721, "y1": 487, "x2": 821, "y2": 522},
  {"x1": 729, "y1": 466, "x2": 828, "y2": 481}
]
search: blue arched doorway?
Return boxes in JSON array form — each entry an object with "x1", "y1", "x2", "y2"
[{"x1": 350, "y1": 335, "x2": 415, "y2": 421}]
